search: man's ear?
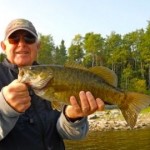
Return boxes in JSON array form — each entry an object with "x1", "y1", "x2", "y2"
[{"x1": 1, "y1": 41, "x2": 6, "y2": 51}]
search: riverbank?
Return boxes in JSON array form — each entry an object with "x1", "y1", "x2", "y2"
[{"x1": 88, "y1": 108, "x2": 150, "y2": 131}]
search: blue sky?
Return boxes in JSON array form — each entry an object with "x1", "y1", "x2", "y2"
[{"x1": 0, "y1": 0, "x2": 150, "y2": 52}]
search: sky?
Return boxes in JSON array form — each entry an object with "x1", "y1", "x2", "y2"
[{"x1": 0, "y1": 0, "x2": 150, "y2": 52}]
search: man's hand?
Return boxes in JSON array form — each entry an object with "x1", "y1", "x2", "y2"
[
  {"x1": 2, "y1": 79, "x2": 31, "y2": 113},
  {"x1": 65, "y1": 91, "x2": 104, "y2": 120}
]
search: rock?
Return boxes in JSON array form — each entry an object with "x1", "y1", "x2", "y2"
[{"x1": 88, "y1": 109, "x2": 150, "y2": 131}]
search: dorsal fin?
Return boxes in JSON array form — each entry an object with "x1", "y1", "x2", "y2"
[
  {"x1": 89, "y1": 66, "x2": 118, "y2": 87},
  {"x1": 64, "y1": 62, "x2": 88, "y2": 71}
]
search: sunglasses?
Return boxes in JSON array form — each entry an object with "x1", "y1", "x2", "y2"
[{"x1": 8, "y1": 34, "x2": 36, "y2": 44}]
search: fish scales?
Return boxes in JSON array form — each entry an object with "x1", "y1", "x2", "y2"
[{"x1": 33, "y1": 65, "x2": 123, "y2": 105}]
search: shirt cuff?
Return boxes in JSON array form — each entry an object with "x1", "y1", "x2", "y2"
[{"x1": 62, "y1": 105, "x2": 87, "y2": 125}]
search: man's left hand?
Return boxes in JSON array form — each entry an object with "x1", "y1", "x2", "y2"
[{"x1": 65, "y1": 91, "x2": 104, "y2": 121}]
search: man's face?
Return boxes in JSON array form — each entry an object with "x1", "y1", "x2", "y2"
[{"x1": 1, "y1": 30, "x2": 40, "y2": 67}]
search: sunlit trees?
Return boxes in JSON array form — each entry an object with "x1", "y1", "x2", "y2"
[
  {"x1": 37, "y1": 34, "x2": 55, "y2": 64},
  {"x1": 68, "y1": 34, "x2": 84, "y2": 63},
  {"x1": 54, "y1": 40, "x2": 67, "y2": 65},
  {"x1": 84, "y1": 32, "x2": 104, "y2": 67}
]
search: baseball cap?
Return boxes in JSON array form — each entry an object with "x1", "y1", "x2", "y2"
[{"x1": 4, "y1": 18, "x2": 38, "y2": 39}]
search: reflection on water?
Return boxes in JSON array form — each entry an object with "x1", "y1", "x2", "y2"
[{"x1": 65, "y1": 128, "x2": 150, "y2": 150}]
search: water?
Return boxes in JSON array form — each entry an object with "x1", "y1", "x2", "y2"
[{"x1": 65, "y1": 128, "x2": 150, "y2": 150}]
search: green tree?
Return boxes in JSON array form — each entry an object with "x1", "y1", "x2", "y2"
[
  {"x1": 84, "y1": 32, "x2": 104, "y2": 67},
  {"x1": 54, "y1": 40, "x2": 67, "y2": 65},
  {"x1": 105, "y1": 32, "x2": 124, "y2": 70},
  {"x1": 37, "y1": 34, "x2": 55, "y2": 64},
  {"x1": 68, "y1": 34, "x2": 84, "y2": 63},
  {"x1": 123, "y1": 30, "x2": 144, "y2": 73},
  {"x1": 121, "y1": 65, "x2": 134, "y2": 89},
  {"x1": 129, "y1": 78, "x2": 146, "y2": 93},
  {"x1": 104, "y1": 32, "x2": 125, "y2": 86},
  {"x1": 139, "y1": 22, "x2": 150, "y2": 88}
]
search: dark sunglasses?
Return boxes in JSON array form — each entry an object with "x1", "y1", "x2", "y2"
[{"x1": 8, "y1": 34, "x2": 36, "y2": 44}]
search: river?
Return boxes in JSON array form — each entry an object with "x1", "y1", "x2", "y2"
[{"x1": 65, "y1": 128, "x2": 150, "y2": 150}]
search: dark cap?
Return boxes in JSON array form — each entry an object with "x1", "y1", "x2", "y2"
[{"x1": 4, "y1": 18, "x2": 38, "y2": 39}]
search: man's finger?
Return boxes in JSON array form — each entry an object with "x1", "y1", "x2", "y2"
[
  {"x1": 79, "y1": 91, "x2": 91, "y2": 114},
  {"x1": 96, "y1": 98, "x2": 105, "y2": 111},
  {"x1": 86, "y1": 91, "x2": 98, "y2": 111}
]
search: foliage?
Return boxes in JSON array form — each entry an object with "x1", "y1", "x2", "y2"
[
  {"x1": 0, "y1": 53, "x2": 6, "y2": 62},
  {"x1": 83, "y1": 32, "x2": 104, "y2": 66},
  {"x1": 54, "y1": 40, "x2": 67, "y2": 65},
  {"x1": 141, "y1": 106, "x2": 150, "y2": 113},
  {"x1": 37, "y1": 34, "x2": 55, "y2": 64},
  {"x1": 68, "y1": 34, "x2": 84, "y2": 63},
  {"x1": 128, "y1": 78, "x2": 147, "y2": 93},
  {"x1": 120, "y1": 65, "x2": 134, "y2": 89}
]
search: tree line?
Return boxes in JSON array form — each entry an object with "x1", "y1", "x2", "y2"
[{"x1": 1, "y1": 21, "x2": 150, "y2": 93}]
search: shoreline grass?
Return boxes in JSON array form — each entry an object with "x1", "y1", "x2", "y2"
[{"x1": 141, "y1": 106, "x2": 150, "y2": 113}]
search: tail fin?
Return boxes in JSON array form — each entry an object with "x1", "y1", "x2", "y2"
[{"x1": 120, "y1": 92, "x2": 150, "y2": 128}]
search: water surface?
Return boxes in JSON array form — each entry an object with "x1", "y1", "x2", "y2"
[{"x1": 65, "y1": 128, "x2": 150, "y2": 150}]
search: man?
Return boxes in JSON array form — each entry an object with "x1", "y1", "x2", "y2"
[{"x1": 0, "y1": 18, "x2": 104, "y2": 150}]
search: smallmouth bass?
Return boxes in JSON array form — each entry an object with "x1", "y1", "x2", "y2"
[{"x1": 18, "y1": 64, "x2": 150, "y2": 128}]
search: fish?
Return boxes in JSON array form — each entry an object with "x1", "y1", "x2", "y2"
[{"x1": 18, "y1": 64, "x2": 150, "y2": 128}]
